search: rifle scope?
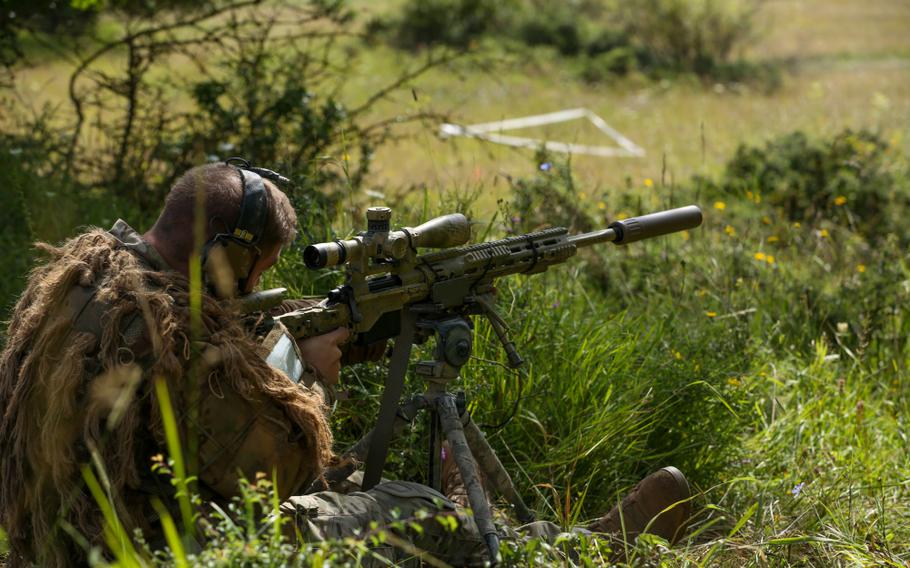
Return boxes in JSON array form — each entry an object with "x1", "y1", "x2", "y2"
[{"x1": 304, "y1": 210, "x2": 471, "y2": 269}]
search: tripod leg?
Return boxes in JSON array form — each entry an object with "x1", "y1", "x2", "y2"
[
  {"x1": 462, "y1": 414, "x2": 536, "y2": 524},
  {"x1": 437, "y1": 395, "x2": 500, "y2": 564},
  {"x1": 428, "y1": 410, "x2": 442, "y2": 492}
]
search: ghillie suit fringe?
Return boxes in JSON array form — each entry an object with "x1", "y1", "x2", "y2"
[{"x1": 0, "y1": 229, "x2": 333, "y2": 566}]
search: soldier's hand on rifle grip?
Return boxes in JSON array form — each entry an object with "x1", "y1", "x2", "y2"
[{"x1": 297, "y1": 327, "x2": 351, "y2": 385}]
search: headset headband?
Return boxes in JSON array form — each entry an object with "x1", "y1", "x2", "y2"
[{"x1": 223, "y1": 157, "x2": 290, "y2": 246}]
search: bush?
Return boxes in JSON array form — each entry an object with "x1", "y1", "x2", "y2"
[
  {"x1": 378, "y1": 0, "x2": 509, "y2": 49},
  {"x1": 617, "y1": 0, "x2": 761, "y2": 76},
  {"x1": 376, "y1": 0, "x2": 771, "y2": 84},
  {"x1": 710, "y1": 129, "x2": 910, "y2": 243},
  {"x1": 517, "y1": 4, "x2": 586, "y2": 56}
]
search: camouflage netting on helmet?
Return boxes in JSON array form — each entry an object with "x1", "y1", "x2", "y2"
[{"x1": 0, "y1": 229, "x2": 333, "y2": 566}]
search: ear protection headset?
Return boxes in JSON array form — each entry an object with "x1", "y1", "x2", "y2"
[{"x1": 203, "y1": 157, "x2": 291, "y2": 295}]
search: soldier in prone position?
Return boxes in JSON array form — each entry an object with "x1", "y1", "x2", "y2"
[{"x1": 0, "y1": 162, "x2": 691, "y2": 566}]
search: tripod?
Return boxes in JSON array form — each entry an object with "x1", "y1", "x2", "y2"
[{"x1": 309, "y1": 304, "x2": 535, "y2": 563}]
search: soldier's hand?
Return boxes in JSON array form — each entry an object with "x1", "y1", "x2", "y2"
[
  {"x1": 342, "y1": 340, "x2": 389, "y2": 364},
  {"x1": 297, "y1": 327, "x2": 350, "y2": 385}
]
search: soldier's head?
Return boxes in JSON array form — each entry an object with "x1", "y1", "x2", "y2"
[{"x1": 146, "y1": 162, "x2": 297, "y2": 297}]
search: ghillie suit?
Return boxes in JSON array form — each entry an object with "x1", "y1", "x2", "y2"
[{"x1": 0, "y1": 222, "x2": 333, "y2": 566}]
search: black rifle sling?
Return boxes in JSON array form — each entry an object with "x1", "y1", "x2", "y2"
[{"x1": 362, "y1": 309, "x2": 418, "y2": 490}]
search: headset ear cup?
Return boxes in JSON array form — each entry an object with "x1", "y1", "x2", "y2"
[
  {"x1": 203, "y1": 241, "x2": 238, "y2": 299},
  {"x1": 223, "y1": 241, "x2": 257, "y2": 293}
]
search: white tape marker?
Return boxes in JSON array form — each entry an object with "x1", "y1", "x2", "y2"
[{"x1": 439, "y1": 108, "x2": 645, "y2": 158}]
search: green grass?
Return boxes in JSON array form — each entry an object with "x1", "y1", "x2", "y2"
[{"x1": 2, "y1": 0, "x2": 910, "y2": 565}]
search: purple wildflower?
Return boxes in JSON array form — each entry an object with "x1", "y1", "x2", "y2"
[
  {"x1": 791, "y1": 482, "x2": 805, "y2": 497},
  {"x1": 539, "y1": 162, "x2": 552, "y2": 172}
]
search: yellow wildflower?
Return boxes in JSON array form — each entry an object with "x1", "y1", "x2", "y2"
[
  {"x1": 673, "y1": 350, "x2": 683, "y2": 360},
  {"x1": 706, "y1": 311, "x2": 717, "y2": 318},
  {"x1": 857, "y1": 264, "x2": 866, "y2": 273},
  {"x1": 680, "y1": 230, "x2": 690, "y2": 241},
  {"x1": 754, "y1": 252, "x2": 766, "y2": 261},
  {"x1": 724, "y1": 225, "x2": 736, "y2": 236},
  {"x1": 745, "y1": 190, "x2": 754, "y2": 200},
  {"x1": 793, "y1": 222, "x2": 802, "y2": 229},
  {"x1": 766, "y1": 255, "x2": 775, "y2": 264},
  {"x1": 713, "y1": 201, "x2": 726, "y2": 211},
  {"x1": 597, "y1": 201, "x2": 607, "y2": 210},
  {"x1": 761, "y1": 216, "x2": 771, "y2": 225},
  {"x1": 834, "y1": 195, "x2": 847, "y2": 206},
  {"x1": 617, "y1": 212, "x2": 629, "y2": 220},
  {"x1": 343, "y1": 153, "x2": 350, "y2": 161},
  {"x1": 644, "y1": 178, "x2": 654, "y2": 188},
  {"x1": 767, "y1": 235, "x2": 779, "y2": 243},
  {"x1": 819, "y1": 229, "x2": 830, "y2": 238},
  {"x1": 726, "y1": 377, "x2": 741, "y2": 387}
]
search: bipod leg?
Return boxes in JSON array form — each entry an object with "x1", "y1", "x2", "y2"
[
  {"x1": 461, "y1": 412, "x2": 536, "y2": 524},
  {"x1": 363, "y1": 309, "x2": 418, "y2": 490},
  {"x1": 437, "y1": 394, "x2": 500, "y2": 565}
]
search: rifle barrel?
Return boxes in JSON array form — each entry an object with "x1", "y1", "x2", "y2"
[
  {"x1": 568, "y1": 205, "x2": 702, "y2": 249},
  {"x1": 567, "y1": 227, "x2": 619, "y2": 248}
]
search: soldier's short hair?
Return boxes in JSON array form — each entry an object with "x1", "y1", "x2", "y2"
[{"x1": 158, "y1": 163, "x2": 297, "y2": 250}]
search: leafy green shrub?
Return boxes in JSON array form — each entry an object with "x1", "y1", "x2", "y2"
[
  {"x1": 376, "y1": 0, "x2": 771, "y2": 84},
  {"x1": 505, "y1": 154, "x2": 597, "y2": 233},
  {"x1": 181, "y1": 46, "x2": 354, "y2": 216},
  {"x1": 517, "y1": 4, "x2": 585, "y2": 56},
  {"x1": 710, "y1": 129, "x2": 910, "y2": 242},
  {"x1": 617, "y1": 0, "x2": 760, "y2": 76},
  {"x1": 376, "y1": 0, "x2": 509, "y2": 49}
]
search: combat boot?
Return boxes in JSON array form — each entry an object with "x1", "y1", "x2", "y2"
[{"x1": 588, "y1": 466, "x2": 692, "y2": 545}]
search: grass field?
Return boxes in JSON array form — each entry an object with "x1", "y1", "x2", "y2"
[
  {"x1": 12, "y1": 0, "x2": 910, "y2": 213},
  {"x1": 3, "y1": 0, "x2": 910, "y2": 566},
  {"x1": 343, "y1": 0, "x2": 910, "y2": 212}
]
